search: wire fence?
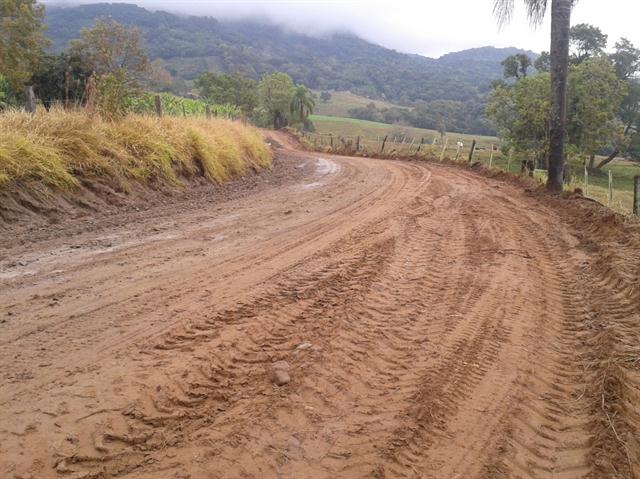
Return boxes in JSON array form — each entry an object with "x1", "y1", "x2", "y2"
[{"x1": 300, "y1": 131, "x2": 640, "y2": 216}]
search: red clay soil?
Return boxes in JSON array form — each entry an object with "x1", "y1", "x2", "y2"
[{"x1": 1, "y1": 132, "x2": 639, "y2": 478}]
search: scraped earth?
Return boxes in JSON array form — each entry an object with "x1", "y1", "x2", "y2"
[{"x1": 1, "y1": 133, "x2": 639, "y2": 478}]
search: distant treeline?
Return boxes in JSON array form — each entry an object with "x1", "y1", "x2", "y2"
[{"x1": 346, "y1": 100, "x2": 493, "y2": 136}]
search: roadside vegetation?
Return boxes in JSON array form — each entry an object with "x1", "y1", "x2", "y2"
[{"x1": 0, "y1": 109, "x2": 271, "y2": 192}]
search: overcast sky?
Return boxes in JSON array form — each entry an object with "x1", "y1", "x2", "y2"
[{"x1": 46, "y1": 0, "x2": 640, "y2": 58}]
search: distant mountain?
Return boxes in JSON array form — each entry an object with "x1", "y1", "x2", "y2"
[{"x1": 43, "y1": 3, "x2": 538, "y2": 134}]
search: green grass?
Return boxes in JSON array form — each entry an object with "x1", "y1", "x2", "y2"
[
  {"x1": 309, "y1": 114, "x2": 498, "y2": 149},
  {"x1": 312, "y1": 91, "x2": 403, "y2": 118}
]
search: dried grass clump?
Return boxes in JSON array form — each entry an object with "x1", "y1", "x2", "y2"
[{"x1": 0, "y1": 108, "x2": 272, "y2": 191}]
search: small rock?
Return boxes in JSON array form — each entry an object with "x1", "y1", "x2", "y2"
[
  {"x1": 271, "y1": 360, "x2": 291, "y2": 386},
  {"x1": 310, "y1": 345, "x2": 322, "y2": 353},
  {"x1": 273, "y1": 370, "x2": 290, "y2": 386},
  {"x1": 284, "y1": 210, "x2": 293, "y2": 215},
  {"x1": 296, "y1": 342, "x2": 312, "y2": 351}
]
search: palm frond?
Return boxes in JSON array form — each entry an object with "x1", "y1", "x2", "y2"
[
  {"x1": 493, "y1": 0, "x2": 549, "y2": 27},
  {"x1": 493, "y1": 0, "x2": 515, "y2": 27},
  {"x1": 524, "y1": 0, "x2": 548, "y2": 25}
]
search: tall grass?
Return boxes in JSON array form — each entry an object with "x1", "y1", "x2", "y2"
[{"x1": 0, "y1": 108, "x2": 272, "y2": 192}]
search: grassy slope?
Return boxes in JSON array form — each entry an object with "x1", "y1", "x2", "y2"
[
  {"x1": 312, "y1": 91, "x2": 405, "y2": 118},
  {"x1": 0, "y1": 109, "x2": 272, "y2": 193},
  {"x1": 310, "y1": 114, "x2": 498, "y2": 149}
]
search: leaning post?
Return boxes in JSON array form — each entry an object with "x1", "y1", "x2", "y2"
[
  {"x1": 380, "y1": 135, "x2": 388, "y2": 154},
  {"x1": 468, "y1": 139, "x2": 477, "y2": 163},
  {"x1": 608, "y1": 170, "x2": 613, "y2": 207}
]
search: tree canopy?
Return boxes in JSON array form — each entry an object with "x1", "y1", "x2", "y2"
[{"x1": 0, "y1": 0, "x2": 47, "y2": 90}]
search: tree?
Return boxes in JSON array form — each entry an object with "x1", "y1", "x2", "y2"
[
  {"x1": 502, "y1": 54, "x2": 532, "y2": 79},
  {"x1": 594, "y1": 39, "x2": 640, "y2": 168},
  {"x1": 258, "y1": 72, "x2": 295, "y2": 129},
  {"x1": 494, "y1": 0, "x2": 574, "y2": 193},
  {"x1": 0, "y1": 0, "x2": 47, "y2": 91},
  {"x1": 70, "y1": 18, "x2": 149, "y2": 87},
  {"x1": 488, "y1": 61, "x2": 626, "y2": 170},
  {"x1": 69, "y1": 18, "x2": 150, "y2": 117},
  {"x1": 534, "y1": 51, "x2": 551, "y2": 72},
  {"x1": 195, "y1": 72, "x2": 258, "y2": 116},
  {"x1": 487, "y1": 74, "x2": 550, "y2": 171},
  {"x1": 566, "y1": 58, "x2": 626, "y2": 167},
  {"x1": 610, "y1": 38, "x2": 640, "y2": 81},
  {"x1": 570, "y1": 23, "x2": 607, "y2": 64},
  {"x1": 290, "y1": 85, "x2": 315, "y2": 124},
  {"x1": 320, "y1": 91, "x2": 332, "y2": 102},
  {"x1": 31, "y1": 52, "x2": 93, "y2": 108}
]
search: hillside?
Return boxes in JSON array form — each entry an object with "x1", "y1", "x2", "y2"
[{"x1": 43, "y1": 3, "x2": 537, "y2": 134}]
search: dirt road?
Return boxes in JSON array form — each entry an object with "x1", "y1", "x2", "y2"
[{"x1": 1, "y1": 135, "x2": 639, "y2": 478}]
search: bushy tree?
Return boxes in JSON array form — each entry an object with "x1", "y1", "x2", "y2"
[
  {"x1": 487, "y1": 59, "x2": 626, "y2": 168},
  {"x1": 610, "y1": 38, "x2": 640, "y2": 81},
  {"x1": 258, "y1": 72, "x2": 294, "y2": 129},
  {"x1": 195, "y1": 72, "x2": 258, "y2": 116},
  {"x1": 70, "y1": 18, "x2": 150, "y2": 117},
  {"x1": 570, "y1": 23, "x2": 607, "y2": 64},
  {"x1": 31, "y1": 52, "x2": 93, "y2": 108},
  {"x1": 70, "y1": 18, "x2": 149, "y2": 87},
  {"x1": 320, "y1": 91, "x2": 331, "y2": 102},
  {"x1": 0, "y1": 0, "x2": 47, "y2": 91},
  {"x1": 487, "y1": 74, "x2": 550, "y2": 168},
  {"x1": 501, "y1": 54, "x2": 531, "y2": 79},
  {"x1": 534, "y1": 51, "x2": 551, "y2": 73},
  {"x1": 567, "y1": 58, "x2": 626, "y2": 166}
]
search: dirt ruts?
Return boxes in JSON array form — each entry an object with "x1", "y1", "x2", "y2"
[{"x1": 0, "y1": 133, "x2": 638, "y2": 478}]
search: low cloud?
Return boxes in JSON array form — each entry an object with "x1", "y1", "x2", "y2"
[{"x1": 43, "y1": 0, "x2": 640, "y2": 58}]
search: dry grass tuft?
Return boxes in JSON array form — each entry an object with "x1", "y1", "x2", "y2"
[{"x1": 0, "y1": 108, "x2": 272, "y2": 192}]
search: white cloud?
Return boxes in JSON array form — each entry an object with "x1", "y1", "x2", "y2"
[{"x1": 43, "y1": 0, "x2": 640, "y2": 58}]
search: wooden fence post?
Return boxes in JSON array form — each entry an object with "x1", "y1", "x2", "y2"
[
  {"x1": 182, "y1": 103, "x2": 187, "y2": 117},
  {"x1": 489, "y1": 144, "x2": 494, "y2": 169},
  {"x1": 25, "y1": 86, "x2": 36, "y2": 114},
  {"x1": 205, "y1": 105, "x2": 212, "y2": 119},
  {"x1": 380, "y1": 135, "x2": 388, "y2": 154},
  {"x1": 608, "y1": 170, "x2": 613, "y2": 207},
  {"x1": 468, "y1": 139, "x2": 477, "y2": 163},
  {"x1": 507, "y1": 153, "x2": 512, "y2": 172},
  {"x1": 154, "y1": 94, "x2": 162, "y2": 117},
  {"x1": 440, "y1": 138, "x2": 448, "y2": 161},
  {"x1": 416, "y1": 137, "x2": 424, "y2": 154},
  {"x1": 634, "y1": 175, "x2": 640, "y2": 216},
  {"x1": 584, "y1": 165, "x2": 589, "y2": 197},
  {"x1": 330, "y1": 134, "x2": 333, "y2": 148},
  {"x1": 356, "y1": 136, "x2": 360, "y2": 151}
]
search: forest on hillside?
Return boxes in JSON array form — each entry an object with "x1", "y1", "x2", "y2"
[{"x1": 43, "y1": 3, "x2": 536, "y2": 135}]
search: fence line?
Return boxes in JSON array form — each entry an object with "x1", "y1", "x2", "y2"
[{"x1": 300, "y1": 130, "x2": 639, "y2": 216}]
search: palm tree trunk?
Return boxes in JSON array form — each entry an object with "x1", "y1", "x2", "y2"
[{"x1": 547, "y1": 0, "x2": 572, "y2": 193}]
